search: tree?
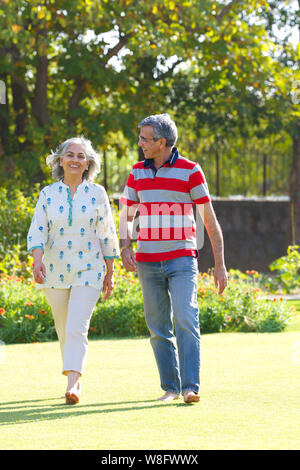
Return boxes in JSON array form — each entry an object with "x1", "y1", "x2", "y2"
[
  {"x1": 0, "y1": 0, "x2": 297, "y2": 220},
  {"x1": 0, "y1": 0, "x2": 271, "y2": 185},
  {"x1": 260, "y1": 0, "x2": 300, "y2": 243},
  {"x1": 164, "y1": 0, "x2": 299, "y2": 244}
]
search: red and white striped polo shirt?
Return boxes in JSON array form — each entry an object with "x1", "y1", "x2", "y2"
[{"x1": 120, "y1": 148, "x2": 210, "y2": 262}]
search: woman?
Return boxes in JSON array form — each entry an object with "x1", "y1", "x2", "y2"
[{"x1": 27, "y1": 136, "x2": 119, "y2": 404}]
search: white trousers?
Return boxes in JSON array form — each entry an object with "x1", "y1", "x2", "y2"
[{"x1": 42, "y1": 286, "x2": 100, "y2": 376}]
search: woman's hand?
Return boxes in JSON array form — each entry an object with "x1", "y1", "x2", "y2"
[
  {"x1": 102, "y1": 270, "x2": 114, "y2": 300},
  {"x1": 32, "y1": 248, "x2": 46, "y2": 284},
  {"x1": 33, "y1": 259, "x2": 46, "y2": 284}
]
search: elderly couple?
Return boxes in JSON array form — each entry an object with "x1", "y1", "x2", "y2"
[{"x1": 27, "y1": 113, "x2": 227, "y2": 405}]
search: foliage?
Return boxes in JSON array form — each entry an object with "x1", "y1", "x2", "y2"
[
  {"x1": 90, "y1": 261, "x2": 147, "y2": 337},
  {"x1": 176, "y1": 116, "x2": 292, "y2": 197},
  {"x1": 0, "y1": 0, "x2": 226, "y2": 185},
  {"x1": 230, "y1": 246, "x2": 300, "y2": 295},
  {"x1": 0, "y1": 185, "x2": 296, "y2": 343},
  {"x1": 197, "y1": 270, "x2": 291, "y2": 333},
  {"x1": 0, "y1": 260, "x2": 293, "y2": 344},
  {"x1": 0, "y1": 275, "x2": 56, "y2": 343},
  {"x1": 268, "y1": 245, "x2": 300, "y2": 294},
  {"x1": 0, "y1": 0, "x2": 298, "y2": 201},
  {"x1": 0, "y1": 186, "x2": 39, "y2": 279}
]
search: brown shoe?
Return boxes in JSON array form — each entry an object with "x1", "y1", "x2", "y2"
[
  {"x1": 183, "y1": 390, "x2": 200, "y2": 403},
  {"x1": 65, "y1": 391, "x2": 80, "y2": 405}
]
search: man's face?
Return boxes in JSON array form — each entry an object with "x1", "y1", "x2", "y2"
[{"x1": 138, "y1": 125, "x2": 162, "y2": 159}]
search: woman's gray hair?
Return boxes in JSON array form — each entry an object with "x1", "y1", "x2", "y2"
[
  {"x1": 46, "y1": 136, "x2": 101, "y2": 182},
  {"x1": 138, "y1": 113, "x2": 178, "y2": 147}
]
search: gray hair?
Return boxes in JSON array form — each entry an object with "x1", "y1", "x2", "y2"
[
  {"x1": 46, "y1": 136, "x2": 101, "y2": 182},
  {"x1": 138, "y1": 113, "x2": 178, "y2": 147}
]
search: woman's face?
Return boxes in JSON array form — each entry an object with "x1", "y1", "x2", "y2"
[{"x1": 60, "y1": 143, "x2": 89, "y2": 180}]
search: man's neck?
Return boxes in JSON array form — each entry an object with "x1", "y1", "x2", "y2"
[{"x1": 152, "y1": 148, "x2": 173, "y2": 169}]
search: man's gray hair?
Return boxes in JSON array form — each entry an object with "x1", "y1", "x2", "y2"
[
  {"x1": 46, "y1": 136, "x2": 101, "y2": 182},
  {"x1": 138, "y1": 113, "x2": 178, "y2": 147}
]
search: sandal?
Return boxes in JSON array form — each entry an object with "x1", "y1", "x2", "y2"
[{"x1": 65, "y1": 391, "x2": 80, "y2": 405}]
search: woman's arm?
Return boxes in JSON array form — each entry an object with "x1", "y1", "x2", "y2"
[
  {"x1": 32, "y1": 248, "x2": 46, "y2": 284},
  {"x1": 27, "y1": 190, "x2": 49, "y2": 284},
  {"x1": 102, "y1": 258, "x2": 114, "y2": 300}
]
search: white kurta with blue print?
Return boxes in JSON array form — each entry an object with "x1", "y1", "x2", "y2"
[{"x1": 27, "y1": 180, "x2": 120, "y2": 290}]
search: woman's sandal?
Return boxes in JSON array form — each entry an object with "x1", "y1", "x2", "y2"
[{"x1": 65, "y1": 391, "x2": 80, "y2": 405}]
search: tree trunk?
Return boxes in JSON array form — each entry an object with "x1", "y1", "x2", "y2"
[
  {"x1": 289, "y1": 128, "x2": 300, "y2": 245},
  {"x1": 0, "y1": 73, "x2": 16, "y2": 175},
  {"x1": 290, "y1": 5, "x2": 300, "y2": 245},
  {"x1": 11, "y1": 78, "x2": 28, "y2": 139},
  {"x1": 0, "y1": 73, "x2": 10, "y2": 155},
  {"x1": 215, "y1": 147, "x2": 220, "y2": 196},
  {"x1": 31, "y1": 54, "x2": 49, "y2": 127},
  {"x1": 263, "y1": 152, "x2": 267, "y2": 196},
  {"x1": 67, "y1": 78, "x2": 87, "y2": 128}
]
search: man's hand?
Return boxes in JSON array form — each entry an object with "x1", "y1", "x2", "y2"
[
  {"x1": 214, "y1": 264, "x2": 228, "y2": 295},
  {"x1": 197, "y1": 202, "x2": 228, "y2": 295},
  {"x1": 121, "y1": 247, "x2": 137, "y2": 272},
  {"x1": 119, "y1": 204, "x2": 138, "y2": 272}
]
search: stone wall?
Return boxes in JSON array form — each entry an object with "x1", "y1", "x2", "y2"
[{"x1": 198, "y1": 198, "x2": 292, "y2": 273}]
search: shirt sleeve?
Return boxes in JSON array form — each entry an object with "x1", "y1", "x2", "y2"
[
  {"x1": 188, "y1": 164, "x2": 211, "y2": 204},
  {"x1": 27, "y1": 190, "x2": 49, "y2": 253},
  {"x1": 119, "y1": 169, "x2": 140, "y2": 207},
  {"x1": 96, "y1": 190, "x2": 120, "y2": 259}
]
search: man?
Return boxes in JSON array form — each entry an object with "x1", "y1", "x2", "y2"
[{"x1": 119, "y1": 114, "x2": 227, "y2": 403}]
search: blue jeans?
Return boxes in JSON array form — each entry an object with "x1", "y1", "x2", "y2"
[{"x1": 137, "y1": 256, "x2": 200, "y2": 395}]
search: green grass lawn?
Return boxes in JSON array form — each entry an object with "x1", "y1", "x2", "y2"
[
  {"x1": 286, "y1": 300, "x2": 300, "y2": 332},
  {"x1": 0, "y1": 303, "x2": 300, "y2": 450}
]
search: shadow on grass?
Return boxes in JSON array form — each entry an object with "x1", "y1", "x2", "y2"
[{"x1": 0, "y1": 397, "x2": 183, "y2": 426}]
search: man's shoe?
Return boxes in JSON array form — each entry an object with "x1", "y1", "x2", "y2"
[
  {"x1": 183, "y1": 390, "x2": 200, "y2": 403},
  {"x1": 157, "y1": 391, "x2": 180, "y2": 402}
]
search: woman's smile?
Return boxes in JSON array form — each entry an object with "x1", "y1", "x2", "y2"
[{"x1": 60, "y1": 143, "x2": 89, "y2": 179}]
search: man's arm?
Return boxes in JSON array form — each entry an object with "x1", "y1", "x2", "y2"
[
  {"x1": 196, "y1": 201, "x2": 228, "y2": 294},
  {"x1": 119, "y1": 204, "x2": 138, "y2": 272}
]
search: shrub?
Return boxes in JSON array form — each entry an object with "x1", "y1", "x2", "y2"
[
  {"x1": 0, "y1": 275, "x2": 56, "y2": 344},
  {"x1": 0, "y1": 188, "x2": 293, "y2": 343},
  {"x1": 268, "y1": 245, "x2": 300, "y2": 294},
  {"x1": 0, "y1": 186, "x2": 39, "y2": 279},
  {"x1": 0, "y1": 261, "x2": 293, "y2": 344},
  {"x1": 231, "y1": 246, "x2": 300, "y2": 295},
  {"x1": 197, "y1": 270, "x2": 291, "y2": 333},
  {"x1": 90, "y1": 261, "x2": 147, "y2": 337}
]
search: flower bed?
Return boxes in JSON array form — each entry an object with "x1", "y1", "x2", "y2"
[
  {"x1": 197, "y1": 270, "x2": 292, "y2": 333},
  {"x1": 0, "y1": 260, "x2": 293, "y2": 344}
]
